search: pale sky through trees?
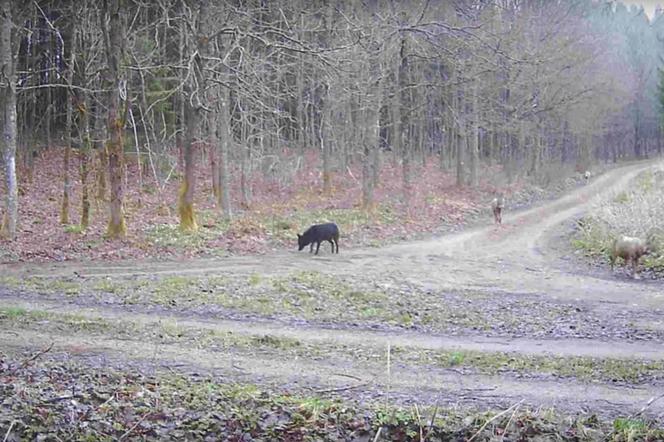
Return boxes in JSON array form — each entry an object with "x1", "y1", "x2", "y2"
[{"x1": 620, "y1": 0, "x2": 661, "y2": 19}]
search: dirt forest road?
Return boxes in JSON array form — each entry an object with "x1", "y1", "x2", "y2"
[
  {"x1": 2, "y1": 160, "x2": 664, "y2": 421},
  {"x1": 13, "y1": 160, "x2": 664, "y2": 306}
]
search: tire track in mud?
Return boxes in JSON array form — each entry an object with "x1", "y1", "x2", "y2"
[
  {"x1": 2, "y1": 296, "x2": 664, "y2": 360},
  {"x1": 2, "y1": 329, "x2": 663, "y2": 420}
]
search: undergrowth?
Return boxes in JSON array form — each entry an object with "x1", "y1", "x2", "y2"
[{"x1": 1, "y1": 353, "x2": 662, "y2": 441}]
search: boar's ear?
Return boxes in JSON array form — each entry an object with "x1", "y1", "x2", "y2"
[{"x1": 297, "y1": 234, "x2": 301, "y2": 238}]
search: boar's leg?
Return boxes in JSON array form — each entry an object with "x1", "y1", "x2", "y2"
[
  {"x1": 309, "y1": 242, "x2": 314, "y2": 253},
  {"x1": 632, "y1": 257, "x2": 640, "y2": 279},
  {"x1": 315, "y1": 241, "x2": 321, "y2": 255},
  {"x1": 333, "y1": 237, "x2": 339, "y2": 253}
]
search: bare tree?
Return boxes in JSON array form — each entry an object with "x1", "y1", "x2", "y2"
[
  {"x1": 102, "y1": 0, "x2": 127, "y2": 238},
  {"x1": 61, "y1": 22, "x2": 77, "y2": 225},
  {"x1": 0, "y1": 0, "x2": 18, "y2": 240}
]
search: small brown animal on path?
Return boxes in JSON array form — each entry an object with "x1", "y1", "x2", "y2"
[
  {"x1": 610, "y1": 235, "x2": 650, "y2": 279},
  {"x1": 491, "y1": 194, "x2": 505, "y2": 225}
]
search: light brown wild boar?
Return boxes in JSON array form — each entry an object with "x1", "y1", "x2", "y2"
[
  {"x1": 491, "y1": 194, "x2": 505, "y2": 224},
  {"x1": 610, "y1": 235, "x2": 651, "y2": 279}
]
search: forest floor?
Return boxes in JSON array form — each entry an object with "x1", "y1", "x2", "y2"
[
  {"x1": 0, "y1": 148, "x2": 593, "y2": 263},
  {"x1": 2, "y1": 157, "x2": 664, "y2": 439}
]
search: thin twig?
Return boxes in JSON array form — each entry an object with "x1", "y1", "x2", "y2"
[
  {"x1": 332, "y1": 373, "x2": 363, "y2": 382},
  {"x1": 385, "y1": 342, "x2": 391, "y2": 409},
  {"x1": 414, "y1": 404, "x2": 423, "y2": 442},
  {"x1": 428, "y1": 402, "x2": 439, "y2": 437},
  {"x1": 467, "y1": 400, "x2": 524, "y2": 442},
  {"x1": 500, "y1": 402, "x2": 521, "y2": 442},
  {"x1": 314, "y1": 382, "x2": 370, "y2": 394},
  {"x1": 43, "y1": 394, "x2": 84, "y2": 404},
  {"x1": 119, "y1": 413, "x2": 149, "y2": 441},
  {"x1": 3, "y1": 420, "x2": 16, "y2": 442},
  {"x1": 96, "y1": 391, "x2": 116, "y2": 410},
  {"x1": 372, "y1": 427, "x2": 382, "y2": 442},
  {"x1": 630, "y1": 392, "x2": 664, "y2": 418},
  {"x1": 20, "y1": 342, "x2": 54, "y2": 368}
]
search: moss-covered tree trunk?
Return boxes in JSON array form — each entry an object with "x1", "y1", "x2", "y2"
[
  {"x1": 178, "y1": 0, "x2": 210, "y2": 231},
  {"x1": 178, "y1": 105, "x2": 199, "y2": 231},
  {"x1": 0, "y1": 0, "x2": 18, "y2": 240},
  {"x1": 102, "y1": 0, "x2": 127, "y2": 238}
]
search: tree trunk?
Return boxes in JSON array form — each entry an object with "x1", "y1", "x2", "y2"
[
  {"x1": 456, "y1": 130, "x2": 465, "y2": 186},
  {"x1": 0, "y1": 0, "x2": 18, "y2": 240},
  {"x1": 80, "y1": 89, "x2": 91, "y2": 229},
  {"x1": 238, "y1": 105, "x2": 251, "y2": 208},
  {"x1": 175, "y1": 94, "x2": 185, "y2": 173},
  {"x1": 94, "y1": 105, "x2": 107, "y2": 203},
  {"x1": 455, "y1": 89, "x2": 465, "y2": 186},
  {"x1": 103, "y1": 0, "x2": 127, "y2": 238},
  {"x1": 394, "y1": 36, "x2": 410, "y2": 207},
  {"x1": 61, "y1": 30, "x2": 77, "y2": 225},
  {"x1": 362, "y1": 83, "x2": 382, "y2": 212},
  {"x1": 634, "y1": 106, "x2": 641, "y2": 158},
  {"x1": 361, "y1": 143, "x2": 375, "y2": 212},
  {"x1": 45, "y1": 86, "x2": 52, "y2": 150},
  {"x1": 178, "y1": 0, "x2": 210, "y2": 231},
  {"x1": 216, "y1": 87, "x2": 232, "y2": 219},
  {"x1": 240, "y1": 141, "x2": 251, "y2": 208},
  {"x1": 322, "y1": 83, "x2": 332, "y2": 194},
  {"x1": 469, "y1": 82, "x2": 479, "y2": 187},
  {"x1": 296, "y1": 54, "x2": 306, "y2": 155},
  {"x1": 211, "y1": 129, "x2": 219, "y2": 200},
  {"x1": 178, "y1": 104, "x2": 199, "y2": 231}
]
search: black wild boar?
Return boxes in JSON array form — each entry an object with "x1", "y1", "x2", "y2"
[
  {"x1": 610, "y1": 235, "x2": 651, "y2": 279},
  {"x1": 491, "y1": 194, "x2": 505, "y2": 225},
  {"x1": 297, "y1": 223, "x2": 339, "y2": 255}
]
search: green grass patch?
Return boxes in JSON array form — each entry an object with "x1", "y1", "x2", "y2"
[
  {"x1": 0, "y1": 306, "x2": 29, "y2": 319},
  {"x1": 0, "y1": 276, "x2": 23, "y2": 289},
  {"x1": 145, "y1": 212, "x2": 231, "y2": 250},
  {"x1": 418, "y1": 348, "x2": 664, "y2": 384},
  {"x1": 91, "y1": 278, "x2": 124, "y2": 294},
  {"x1": 64, "y1": 224, "x2": 84, "y2": 234},
  {"x1": 47, "y1": 279, "x2": 82, "y2": 295}
]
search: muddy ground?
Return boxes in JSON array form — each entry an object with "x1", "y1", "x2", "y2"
[{"x1": 2, "y1": 160, "x2": 664, "y2": 437}]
